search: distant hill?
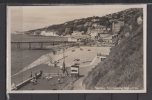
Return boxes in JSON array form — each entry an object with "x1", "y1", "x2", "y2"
[
  {"x1": 83, "y1": 8, "x2": 144, "y2": 89},
  {"x1": 25, "y1": 8, "x2": 142, "y2": 36}
]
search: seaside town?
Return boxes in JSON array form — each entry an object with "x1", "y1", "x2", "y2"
[{"x1": 10, "y1": 8, "x2": 144, "y2": 90}]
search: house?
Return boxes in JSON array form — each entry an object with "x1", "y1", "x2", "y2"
[
  {"x1": 100, "y1": 56, "x2": 106, "y2": 61},
  {"x1": 92, "y1": 23, "x2": 99, "y2": 27},
  {"x1": 72, "y1": 31, "x2": 84, "y2": 36},
  {"x1": 137, "y1": 16, "x2": 143, "y2": 25},
  {"x1": 65, "y1": 28, "x2": 72, "y2": 35},
  {"x1": 112, "y1": 21, "x2": 124, "y2": 34},
  {"x1": 70, "y1": 64, "x2": 79, "y2": 77},
  {"x1": 74, "y1": 19, "x2": 80, "y2": 23},
  {"x1": 70, "y1": 31, "x2": 90, "y2": 41},
  {"x1": 33, "y1": 31, "x2": 41, "y2": 36},
  {"x1": 64, "y1": 22, "x2": 68, "y2": 25},
  {"x1": 40, "y1": 31, "x2": 58, "y2": 36},
  {"x1": 87, "y1": 25, "x2": 110, "y2": 39},
  {"x1": 71, "y1": 34, "x2": 90, "y2": 41},
  {"x1": 91, "y1": 18, "x2": 99, "y2": 22},
  {"x1": 90, "y1": 32, "x2": 98, "y2": 39},
  {"x1": 102, "y1": 36, "x2": 113, "y2": 44},
  {"x1": 101, "y1": 34, "x2": 118, "y2": 44},
  {"x1": 67, "y1": 37, "x2": 77, "y2": 42},
  {"x1": 84, "y1": 22, "x2": 92, "y2": 27},
  {"x1": 107, "y1": 28, "x2": 111, "y2": 31}
]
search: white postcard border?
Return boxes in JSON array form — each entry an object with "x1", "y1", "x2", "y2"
[{"x1": 7, "y1": 4, "x2": 147, "y2": 93}]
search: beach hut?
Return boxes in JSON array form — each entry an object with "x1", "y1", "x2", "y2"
[{"x1": 70, "y1": 64, "x2": 80, "y2": 77}]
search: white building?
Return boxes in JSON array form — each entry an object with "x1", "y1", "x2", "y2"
[
  {"x1": 91, "y1": 18, "x2": 99, "y2": 22},
  {"x1": 72, "y1": 31, "x2": 84, "y2": 36},
  {"x1": 87, "y1": 25, "x2": 109, "y2": 39},
  {"x1": 90, "y1": 32, "x2": 98, "y2": 39},
  {"x1": 67, "y1": 37, "x2": 77, "y2": 42},
  {"x1": 33, "y1": 31, "x2": 41, "y2": 35},
  {"x1": 112, "y1": 21, "x2": 124, "y2": 34},
  {"x1": 137, "y1": 16, "x2": 143, "y2": 25},
  {"x1": 40, "y1": 31, "x2": 58, "y2": 36},
  {"x1": 84, "y1": 22, "x2": 92, "y2": 27},
  {"x1": 70, "y1": 64, "x2": 79, "y2": 77},
  {"x1": 101, "y1": 34, "x2": 118, "y2": 44}
]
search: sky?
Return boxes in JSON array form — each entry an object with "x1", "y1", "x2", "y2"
[{"x1": 8, "y1": 5, "x2": 144, "y2": 33}]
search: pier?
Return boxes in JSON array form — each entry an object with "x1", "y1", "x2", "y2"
[{"x1": 11, "y1": 41, "x2": 77, "y2": 49}]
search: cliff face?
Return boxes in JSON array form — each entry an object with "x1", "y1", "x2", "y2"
[
  {"x1": 83, "y1": 10, "x2": 144, "y2": 90},
  {"x1": 25, "y1": 8, "x2": 142, "y2": 36}
]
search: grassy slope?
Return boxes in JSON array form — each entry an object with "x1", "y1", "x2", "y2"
[{"x1": 83, "y1": 21, "x2": 143, "y2": 90}]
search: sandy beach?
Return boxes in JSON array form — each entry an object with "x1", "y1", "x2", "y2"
[{"x1": 11, "y1": 46, "x2": 111, "y2": 89}]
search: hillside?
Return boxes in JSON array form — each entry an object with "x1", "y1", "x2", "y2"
[
  {"x1": 25, "y1": 8, "x2": 142, "y2": 36},
  {"x1": 83, "y1": 9, "x2": 144, "y2": 90}
]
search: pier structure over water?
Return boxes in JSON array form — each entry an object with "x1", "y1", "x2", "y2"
[{"x1": 11, "y1": 35, "x2": 78, "y2": 49}]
